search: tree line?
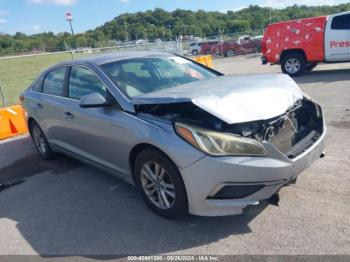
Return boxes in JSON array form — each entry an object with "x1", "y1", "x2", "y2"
[{"x1": 0, "y1": 4, "x2": 349, "y2": 56}]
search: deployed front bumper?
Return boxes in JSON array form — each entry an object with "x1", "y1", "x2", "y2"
[{"x1": 180, "y1": 125, "x2": 326, "y2": 216}]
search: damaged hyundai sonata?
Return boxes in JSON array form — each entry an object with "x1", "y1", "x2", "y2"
[{"x1": 22, "y1": 51, "x2": 326, "y2": 218}]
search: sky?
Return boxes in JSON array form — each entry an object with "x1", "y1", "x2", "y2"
[{"x1": 0, "y1": 0, "x2": 349, "y2": 35}]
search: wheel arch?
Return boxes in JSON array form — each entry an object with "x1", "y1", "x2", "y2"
[
  {"x1": 27, "y1": 117, "x2": 40, "y2": 137},
  {"x1": 129, "y1": 143, "x2": 178, "y2": 181},
  {"x1": 280, "y1": 49, "x2": 308, "y2": 63}
]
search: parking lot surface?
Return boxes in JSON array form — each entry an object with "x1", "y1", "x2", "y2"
[{"x1": 0, "y1": 55, "x2": 349, "y2": 256}]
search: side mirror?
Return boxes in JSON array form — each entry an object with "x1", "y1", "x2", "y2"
[{"x1": 79, "y1": 92, "x2": 110, "y2": 108}]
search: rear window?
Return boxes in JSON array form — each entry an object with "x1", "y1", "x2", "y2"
[
  {"x1": 42, "y1": 67, "x2": 67, "y2": 97},
  {"x1": 331, "y1": 14, "x2": 350, "y2": 30}
]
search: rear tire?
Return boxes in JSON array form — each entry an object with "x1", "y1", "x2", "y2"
[
  {"x1": 305, "y1": 62, "x2": 318, "y2": 71},
  {"x1": 281, "y1": 53, "x2": 306, "y2": 77},
  {"x1": 29, "y1": 121, "x2": 56, "y2": 160},
  {"x1": 134, "y1": 148, "x2": 188, "y2": 219}
]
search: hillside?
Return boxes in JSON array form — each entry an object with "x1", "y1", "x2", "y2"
[{"x1": 0, "y1": 4, "x2": 349, "y2": 56}]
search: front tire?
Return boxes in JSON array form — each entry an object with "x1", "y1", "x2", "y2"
[
  {"x1": 226, "y1": 49, "x2": 235, "y2": 57},
  {"x1": 281, "y1": 53, "x2": 306, "y2": 77},
  {"x1": 191, "y1": 50, "x2": 198, "y2": 56},
  {"x1": 29, "y1": 121, "x2": 55, "y2": 160},
  {"x1": 134, "y1": 148, "x2": 188, "y2": 219}
]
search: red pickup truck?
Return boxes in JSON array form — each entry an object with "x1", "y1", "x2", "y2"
[
  {"x1": 200, "y1": 40, "x2": 220, "y2": 55},
  {"x1": 261, "y1": 11, "x2": 350, "y2": 76},
  {"x1": 211, "y1": 36, "x2": 261, "y2": 56}
]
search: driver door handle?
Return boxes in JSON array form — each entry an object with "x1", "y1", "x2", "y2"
[{"x1": 63, "y1": 111, "x2": 74, "y2": 119}]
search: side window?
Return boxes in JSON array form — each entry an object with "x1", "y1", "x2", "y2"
[
  {"x1": 31, "y1": 77, "x2": 42, "y2": 92},
  {"x1": 43, "y1": 67, "x2": 67, "y2": 96},
  {"x1": 68, "y1": 66, "x2": 107, "y2": 100},
  {"x1": 331, "y1": 14, "x2": 350, "y2": 30}
]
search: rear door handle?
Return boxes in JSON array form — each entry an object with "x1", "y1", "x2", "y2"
[
  {"x1": 35, "y1": 103, "x2": 43, "y2": 109},
  {"x1": 63, "y1": 111, "x2": 74, "y2": 119}
]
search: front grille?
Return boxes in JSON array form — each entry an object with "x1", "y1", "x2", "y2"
[
  {"x1": 267, "y1": 101, "x2": 323, "y2": 158},
  {"x1": 223, "y1": 99, "x2": 323, "y2": 159},
  {"x1": 268, "y1": 115, "x2": 298, "y2": 154},
  {"x1": 285, "y1": 131, "x2": 321, "y2": 159}
]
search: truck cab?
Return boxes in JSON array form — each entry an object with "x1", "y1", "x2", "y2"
[
  {"x1": 325, "y1": 12, "x2": 350, "y2": 62},
  {"x1": 262, "y1": 11, "x2": 350, "y2": 76}
]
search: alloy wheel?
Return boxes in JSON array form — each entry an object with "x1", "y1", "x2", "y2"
[
  {"x1": 32, "y1": 126, "x2": 47, "y2": 155},
  {"x1": 285, "y1": 58, "x2": 301, "y2": 74},
  {"x1": 140, "y1": 161, "x2": 176, "y2": 210},
  {"x1": 227, "y1": 50, "x2": 235, "y2": 57}
]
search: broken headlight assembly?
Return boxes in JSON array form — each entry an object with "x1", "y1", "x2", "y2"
[{"x1": 174, "y1": 122, "x2": 267, "y2": 157}]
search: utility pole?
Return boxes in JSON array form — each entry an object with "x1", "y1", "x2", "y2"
[
  {"x1": 269, "y1": 7, "x2": 272, "y2": 24},
  {"x1": 124, "y1": 22, "x2": 128, "y2": 42},
  {"x1": 152, "y1": 25, "x2": 159, "y2": 39},
  {"x1": 65, "y1": 11, "x2": 76, "y2": 50},
  {"x1": 144, "y1": 28, "x2": 148, "y2": 42},
  {"x1": 219, "y1": 25, "x2": 223, "y2": 57},
  {"x1": 167, "y1": 25, "x2": 172, "y2": 41}
]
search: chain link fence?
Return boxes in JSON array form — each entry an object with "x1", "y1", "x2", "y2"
[
  {"x1": 0, "y1": 29, "x2": 263, "y2": 108},
  {"x1": 0, "y1": 41, "x2": 178, "y2": 108}
]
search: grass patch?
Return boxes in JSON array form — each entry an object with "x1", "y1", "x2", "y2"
[
  {"x1": 0, "y1": 45, "x2": 167, "y2": 107},
  {"x1": 0, "y1": 52, "x2": 74, "y2": 107}
]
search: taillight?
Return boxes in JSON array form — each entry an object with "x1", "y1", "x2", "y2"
[
  {"x1": 19, "y1": 94, "x2": 24, "y2": 105},
  {"x1": 261, "y1": 41, "x2": 267, "y2": 54}
]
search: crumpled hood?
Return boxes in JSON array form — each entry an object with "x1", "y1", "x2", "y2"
[{"x1": 133, "y1": 74, "x2": 304, "y2": 124}]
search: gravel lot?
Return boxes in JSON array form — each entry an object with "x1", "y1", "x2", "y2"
[{"x1": 0, "y1": 55, "x2": 349, "y2": 256}]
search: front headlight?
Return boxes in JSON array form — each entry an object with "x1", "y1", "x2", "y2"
[{"x1": 174, "y1": 122, "x2": 267, "y2": 157}]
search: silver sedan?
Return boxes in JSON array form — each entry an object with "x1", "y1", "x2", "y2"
[{"x1": 22, "y1": 52, "x2": 326, "y2": 218}]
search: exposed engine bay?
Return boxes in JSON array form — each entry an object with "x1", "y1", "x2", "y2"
[{"x1": 136, "y1": 98, "x2": 323, "y2": 159}]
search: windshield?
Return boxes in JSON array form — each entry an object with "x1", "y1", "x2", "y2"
[{"x1": 100, "y1": 56, "x2": 219, "y2": 98}]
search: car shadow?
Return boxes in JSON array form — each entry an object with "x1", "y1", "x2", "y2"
[
  {"x1": 294, "y1": 68, "x2": 350, "y2": 84},
  {"x1": 0, "y1": 150, "x2": 269, "y2": 257}
]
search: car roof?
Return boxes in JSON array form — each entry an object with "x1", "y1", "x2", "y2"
[{"x1": 54, "y1": 51, "x2": 172, "y2": 68}]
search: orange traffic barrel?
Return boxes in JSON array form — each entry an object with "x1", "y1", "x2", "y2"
[
  {"x1": 194, "y1": 55, "x2": 213, "y2": 68},
  {"x1": 0, "y1": 105, "x2": 28, "y2": 140}
]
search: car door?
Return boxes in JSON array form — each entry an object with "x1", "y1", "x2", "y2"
[
  {"x1": 34, "y1": 66, "x2": 71, "y2": 146},
  {"x1": 325, "y1": 13, "x2": 350, "y2": 62},
  {"x1": 59, "y1": 65, "x2": 131, "y2": 176}
]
